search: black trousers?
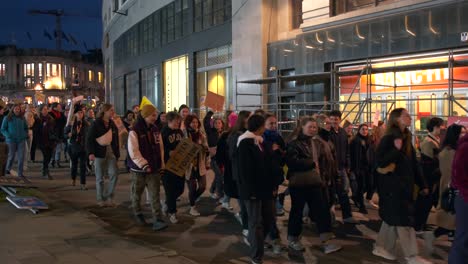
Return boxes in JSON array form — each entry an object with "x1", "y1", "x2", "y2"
[
  {"x1": 244, "y1": 199, "x2": 274, "y2": 263},
  {"x1": 414, "y1": 192, "x2": 434, "y2": 231},
  {"x1": 162, "y1": 172, "x2": 185, "y2": 214},
  {"x1": 30, "y1": 137, "x2": 37, "y2": 161},
  {"x1": 70, "y1": 149, "x2": 87, "y2": 185},
  {"x1": 288, "y1": 186, "x2": 332, "y2": 240},
  {"x1": 40, "y1": 147, "x2": 53, "y2": 175}
]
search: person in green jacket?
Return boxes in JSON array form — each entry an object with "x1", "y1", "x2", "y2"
[{"x1": 1, "y1": 103, "x2": 28, "y2": 178}]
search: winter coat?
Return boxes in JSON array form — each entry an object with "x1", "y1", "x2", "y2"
[
  {"x1": 127, "y1": 117, "x2": 161, "y2": 172},
  {"x1": 36, "y1": 114, "x2": 57, "y2": 148},
  {"x1": 228, "y1": 130, "x2": 245, "y2": 183},
  {"x1": 330, "y1": 127, "x2": 350, "y2": 170},
  {"x1": 420, "y1": 133, "x2": 441, "y2": 188},
  {"x1": 50, "y1": 110, "x2": 66, "y2": 141},
  {"x1": 217, "y1": 131, "x2": 238, "y2": 198},
  {"x1": 86, "y1": 118, "x2": 120, "y2": 159},
  {"x1": 350, "y1": 134, "x2": 370, "y2": 184},
  {"x1": 262, "y1": 130, "x2": 285, "y2": 187},
  {"x1": 375, "y1": 127, "x2": 426, "y2": 226},
  {"x1": 236, "y1": 131, "x2": 274, "y2": 200},
  {"x1": 0, "y1": 114, "x2": 5, "y2": 142},
  {"x1": 452, "y1": 134, "x2": 468, "y2": 202},
  {"x1": 434, "y1": 147, "x2": 456, "y2": 230},
  {"x1": 64, "y1": 120, "x2": 89, "y2": 155},
  {"x1": 0, "y1": 115, "x2": 28, "y2": 143}
]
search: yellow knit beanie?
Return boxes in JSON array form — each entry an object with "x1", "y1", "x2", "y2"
[{"x1": 140, "y1": 104, "x2": 157, "y2": 118}]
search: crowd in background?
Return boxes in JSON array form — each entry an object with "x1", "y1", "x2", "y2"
[{"x1": 0, "y1": 98, "x2": 467, "y2": 264}]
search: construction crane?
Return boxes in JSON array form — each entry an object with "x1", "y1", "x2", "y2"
[{"x1": 28, "y1": 9, "x2": 100, "y2": 51}]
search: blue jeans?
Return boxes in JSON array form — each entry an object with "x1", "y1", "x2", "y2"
[
  {"x1": 94, "y1": 154, "x2": 119, "y2": 202},
  {"x1": 449, "y1": 195, "x2": 468, "y2": 264},
  {"x1": 6, "y1": 141, "x2": 25, "y2": 177},
  {"x1": 54, "y1": 142, "x2": 64, "y2": 161}
]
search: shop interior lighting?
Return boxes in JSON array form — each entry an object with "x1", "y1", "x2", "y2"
[
  {"x1": 315, "y1": 32, "x2": 323, "y2": 44},
  {"x1": 428, "y1": 11, "x2": 439, "y2": 35},
  {"x1": 326, "y1": 32, "x2": 335, "y2": 43},
  {"x1": 283, "y1": 49, "x2": 294, "y2": 52},
  {"x1": 355, "y1": 25, "x2": 366, "y2": 40},
  {"x1": 405, "y1": 15, "x2": 416, "y2": 37},
  {"x1": 305, "y1": 45, "x2": 315, "y2": 49}
]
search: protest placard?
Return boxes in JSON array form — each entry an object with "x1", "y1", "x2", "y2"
[
  {"x1": 165, "y1": 138, "x2": 201, "y2": 177},
  {"x1": 205, "y1": 91, "x2": 225, "y2": 112}
]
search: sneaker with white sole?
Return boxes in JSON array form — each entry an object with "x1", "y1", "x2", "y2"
[
  {"x1": 169, "y1": 213, "x2": 179, "y2": 224},
  {"x1": 288, "y1": 240, "x2": 305, "y2": 251},
  {"x1": 242, "y1": 229, "x2": 249, "y2": 237},
  {"x1": 405, "y1": 256, "x2": 433, "y2": 264},
  {"x1": 243, "y1": 236, "x2": 251, "y2": 246},
  {"x1": 221, "y1": 202, "x2": 233, "y2": 210},
  {"x1": 365, "y1": 199, "x2": 379, "y2": 209},
  {"x1": 271, "y1": 240, "x2": 283, "y2": 255},
  {"x1": 210, "y1": 193, "x2": 219, "y2": 200},
  {"x1": 234, "y1": 213, "x2": 243, "y2": 224},
  {"x1": 343, "y1": 216, "x2": 360, "y2": 224},
  {"x1": 372, "y1": 244, "x2": 397, "y2": 261},
  {"x1": 322, "y1": 243, "x2": 342, "y2": 254},
  {"x1": 189, "y1": 207, "x2": 200, "y2": 216}
]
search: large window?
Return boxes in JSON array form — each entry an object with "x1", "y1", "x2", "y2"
[
  {"x1": 164, "y1": 55, "x2": 188, "y2": 112},
  {"x1": 23, "y1": 63, "x2": 35, "y2": 88},
  {"x1": 45, "y1": 63, "x2": 63, "y2": 89},
  {"x1": 331, "y1": 0, "x2": 401, "y2": 16},
  {"x1": 141, "y1": 66, "x2": 160, "y2": 107},
  {"x1": 125, "y1": 72, "x2": 139, "y2": 111},
  {"x1": 194, "y1": 0, "x2": 231, "y2": 32},
  {"x1": 0, "y1": 63, "x2": 6, "y2": 77},
  {"x1": 113, "y1": 76, "x2": 125, "y2": 114},
  {"x1": 161, "y1": 0, "x2": 190, "y2": 44}
]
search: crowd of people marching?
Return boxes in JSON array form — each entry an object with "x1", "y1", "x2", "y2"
[{"x1": 0, "y1": 98, "x2": 467, "y2": 264}]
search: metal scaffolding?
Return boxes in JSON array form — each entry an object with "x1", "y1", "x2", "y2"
[{"x1": 236, "y1": 48, "x2": 468, "y2": 134}]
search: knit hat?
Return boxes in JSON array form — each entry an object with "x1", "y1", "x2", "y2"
[{"x1": 141, "y1": 104, "x2": 157, "y2": 118}]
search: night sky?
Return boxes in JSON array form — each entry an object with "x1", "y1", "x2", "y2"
[{"x1": 0, "y1": 0, "x2": 102, "y2": 52}]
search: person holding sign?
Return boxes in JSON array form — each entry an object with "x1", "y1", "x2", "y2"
[
  {"x1": 127, "y1": 103, "x2": 168, "y2": 231},
  {"x1": 159, "y1": 111, "x2": 185, "y2": 224},
  {"x1": 184, "y1": 115, "x2": 210, "y2": 217},
  {"x1": 87, "y1": 103, "x2": 120, "y2": 207}
]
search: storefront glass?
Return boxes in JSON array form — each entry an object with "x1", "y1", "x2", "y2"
[
  {"x1": 142, "y1": 66, "x2": 160, "y2": 107},
  {"x1": 163, "y1": 55, "x2": 188, "y2": 112},
  {"x1": 125, "y1": 72, "x2": 139, "y2": 111}
]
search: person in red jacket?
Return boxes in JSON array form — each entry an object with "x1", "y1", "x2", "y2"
[{"x1": 449, "y1": 133, "x2": 468, "y2": 263}]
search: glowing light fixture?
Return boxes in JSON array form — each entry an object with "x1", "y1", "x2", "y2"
[
  {"x1": 34, "y1": 84, "x2": 43, "y2": 91},
  {"x1": 283, "y1": 49, "x2": 294, "y2": 53},
  {"x1": 355, "y1": 25, "x2": 366, "y2": 40},
  {"x1": 44, "y1": 77, "x2": 63, "y2": 89},
  {"x1": 428, "y1": 11, "x2": 439, "y2": 35},
  {"x1": 315, "y1": 32, "x2": 323, "y2": 44},
  {"x1": 305, "y1": 45, "x2": 315, "y2": 49},
  {"x1": 326, "y1": 32, "x2": 335, "y2": 43},
  {"x1": 405, "y1": 15, "x2": 416, "y2": 37}
]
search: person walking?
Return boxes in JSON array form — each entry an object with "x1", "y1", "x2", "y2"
[
  {"x1": 159, "y1": 111, "x2": 185, "y2": 224},
  {"x1": 286, "y1": 116, "x2": 342, "y2": 254},
  {"x1": 184, "y1": 114, "x2": 210, "y2": 217},
  {"x1": 208, "y1": 117, "x2": 227, "y2": 202},
  {"x1": 36, "y1": 104, "x2": 57, "y2": 179},
  {"x1": 423, "y1": 124, "x2": 465, "y2": 253},
  {"x1": 415, "y1": 117, "x2": 444, "y2": 234},
  {"x1": 178, "y1": 104, "x2": 190, "y2": 131},
  {"x1": 365, "y1": 121, "x2": 386, "y2": 209},
  {"x1": 0, "y1": 104, "x2": 7, "y2": 176},
  {"x1": 64, "y1": 102, "x2": 90, "y2": 190},
  {"x1": 1, "y1": 104, "x2": 28, "y2": 178},
  {"x1": 24, "y1": 105, "x2": 35, "y2": 169},
  {"x1": 448, "y1": 127, "x2": 468, "y2": 263},
  {"x1": 373, "y1": 108, "x2": 431, "y2": 264},
  {"x1": 237, "y1": 114, "x2": 275, "y2": 264},
  {"x1": 50, "y1": 103, "x2": 66, "y2": 168},
  {"x1": 128, "y1": 103, "x2": 167, "y2": 231},
  {"x1": 87, "y1": 103, "x2": 120, "y2": 207},
  {"x1": 329, "y1": 110, "x2": 359, "y2": 223},
  {"x1": 349, "y1": 123, "x2": 371, "y2": 214}
]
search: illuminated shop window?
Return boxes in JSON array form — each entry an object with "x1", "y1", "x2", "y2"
[
  {"x1": 164, "y1": 55, "x2": 188, "y2": 112},
  {"x1": 23, "y1": 63, "x2": 35, "y2": 88},
  {"x1": 431, "y1": 93, "x2": 437, "y2": 115},
  {"x1": 45, "y1": 63, "x2": 63, "y2": 89},
  {"x1": 443, "y1": 93, "x2": 449, "y2": 117},
  {"x1": 88, "y1": 70, "x2": 94, "y2": 82},
  {"x1": 98, "y1": 72, "x2": 103, "y2": 83},
  {"x1": 0, "y1": 63, "x2": 5, "y2": 77}
]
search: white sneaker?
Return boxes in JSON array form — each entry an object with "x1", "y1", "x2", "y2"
[
  {"x1": 189, "y1": 207, "x2": 201, "y2": 216},
  {"x1": 372, "y1": 245, "x2": 397, "y2": 261},
  {"x1": 423, "y1": 231, "x2": 435, "y2": 254},
  {"x1": 322, "y1": 243, "x2": 342, "y2": 254},
  {"x1": 365, "y1": 199, "x2": 379, "y2": 209},
  {"x1": 288, "y1": 240, "x2": 305, "y2": 251},
  {"x1": 221, "y1": 202, "x2": 233, "y2": 210},
  {"x1": 405, "y1": 256, "x2": 433, "y2": 264},
  {"x1": 271, "y1": 240, "x2": 283, "y2": 255},
  {"x1": 210, "y1": 193, "x2": 219, "y2": 200},
  {"x1": 169, "y1": 213, "x2": 178, "y2": 224},
  {"x1": 242, "y1": 229, "x2": 249, "y2": 237}
]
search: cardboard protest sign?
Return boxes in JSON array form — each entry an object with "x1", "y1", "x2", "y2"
[
  {"x1": 205, "y1": 91, "x2": 225, "y2": 112},
  {"x1": 165, "y1": 138, "x2": 201, "y2": 177}
]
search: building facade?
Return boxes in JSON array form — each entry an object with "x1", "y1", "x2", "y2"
[
  {"x1": 0, "y1": 45, "x2": 104, "y2": 105},
  {"x1": 103, "y1": 0, "x2": 468, "y2": 133}
]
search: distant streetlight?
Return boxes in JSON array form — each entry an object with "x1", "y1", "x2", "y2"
[{"x1": 34, "y1": 84, "x2": 43, "y2": 91}]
